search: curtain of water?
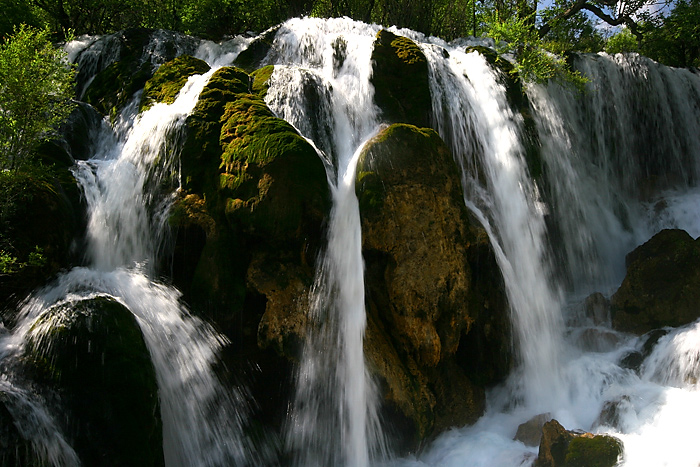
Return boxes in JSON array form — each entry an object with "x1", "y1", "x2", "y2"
[
  {"x1": 420, "y1": 42, "x2": 565, "y2": 410},
  {"x1": 263, "y1": 17, "x2": 387, "y2": 466}
]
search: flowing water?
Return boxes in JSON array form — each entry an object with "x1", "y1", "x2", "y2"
[
  {"x1": 0, "y1": 38, "x2": 257, "y2": 466},
  {"x1": 4, "y1": 18, "x2": 700, "y2": 467},
  {"x1": 263, "y1": 17, "x2": 387, "y2": 466}
]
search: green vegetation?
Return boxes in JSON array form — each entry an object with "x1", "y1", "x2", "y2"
[{"x1": 0, "y1": 25, "x2": 75, "y2": 172}]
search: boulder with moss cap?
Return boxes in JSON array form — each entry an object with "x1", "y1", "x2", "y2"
[{"x1": 355, "y1": 123, "x2": 511, "y2": 448}]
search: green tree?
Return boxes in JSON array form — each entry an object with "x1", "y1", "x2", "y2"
[
  {"x1": 0, "y1": 25, "x2": 76, "y2": 171},
  {"x1": 639, "y1": 0, "x2": 700, "y2": 67}
]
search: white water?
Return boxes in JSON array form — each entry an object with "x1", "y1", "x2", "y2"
[
  {"x1": 263, "y1": 17, "x2": 386, "y2": 466},
  {"x1": 0, "y1": 37, "x2": 257, "y2": 466},
  {"x1": 386, "y1": 48, "x2": 700, "y2": 466}
]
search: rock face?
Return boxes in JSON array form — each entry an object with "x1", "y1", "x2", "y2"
[
  {"x1": 611, "y1": 229, "x2": 700, "y2": 334},
  {"x1": 535, "y1": 419, "x2": 623, "y2": 467},
  {"x1": 370, "y1": 30, "x2": 432, "y2": 128},
  {"x1": 23, "y1": 296, "x2": 163, "y2": 467},
  {"x1": 356, "y1": 123, "x2": 511, "y2": 446}
]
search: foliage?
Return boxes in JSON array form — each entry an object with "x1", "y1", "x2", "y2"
[
  {"x1": 638, "y1": 0, "x2": 700, "y2": 67},
  {"x1": 605, "y1": 27, "x2": 639, "y2": 54},
  {"x1": 487, "y1": 12, "x2": 588, "y2": 89},
  {"x1": 0, "y1": 25, "x2": 75, "y2": 172}
]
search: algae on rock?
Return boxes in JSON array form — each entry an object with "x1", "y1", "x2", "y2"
[{"x1": 355, "y1": 123, "x2": 511, "y2": 447}]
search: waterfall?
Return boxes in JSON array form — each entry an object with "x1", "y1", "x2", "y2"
[
  {"x1": 421, "y1": 41, "x2": 565, "y2": 410},
  {"x1": 263, "y1": 17, "x2": 387, "y2": 466},
  {"x1": 0, "y1": 37, "x2": 256, "y2": 466},
  {"x1": 5, "y1": 16, "x2": 700, "y2": 467}
]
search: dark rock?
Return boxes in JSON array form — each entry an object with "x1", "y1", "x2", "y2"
[
  {"x1": 584, "y1": 292, "x2": 610, "y2": 326},
  {"x1": 234, "y1": 27, "x2": 280, "y2": 73},
  {"x1": 23, "y1": 295, "x2": 163, "y2": 466},
  {"x1": 371, "y1": 30, "x2": 432, "y2": 128},
  {"x1": 611, "y1": 229, "x2": 700, "y2": 334}
]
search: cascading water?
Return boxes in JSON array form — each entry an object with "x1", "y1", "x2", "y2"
[
  {"x1": 420, "y1": 40, "x2": 565, "y2": 411},
  {"x1": 263, "y1": 17, "x2": 387, "y2": 466},
  {"x1": 5, "y1": 16, "x2": 700, "y2": 467},
  {"x1": 0, "y1": 38, "x2": 258, "y2": 466}
]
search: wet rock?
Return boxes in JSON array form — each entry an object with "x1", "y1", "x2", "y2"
[
  {"x1": 594, "y1": 396, "x2": 632, "y2": 430},
  {"x1": 356, "y1": 123, "x2": 511, "y2": 447},
  {"x1": 515, "y1": 413, "x2": 552, "y2": 447},
  {"x1": 619, "y1": 328, "x2": 670, "y2": 372},
  {"x1": 584, "y1": 292, "x2": 610, "y2": 326},
  {"x1": 573, "y1": 328, "x2": 621, "y2": 353},
  {"x1": 171, "y1": 65, "x2": 331, "y2": 438},
  {"x1": 611, "y1": 229, "x2": 700, "y2": 334},
  {"x1": 23, "y1": 296, "x2": 163, "y2": 467},
  {"x1": 140, "y1": 55, "x2": 211, "y2": 111},
  {"x1": 535, "y1": 419, "x2": 623, "y2": 467},
  {"x1": 371, "y1": 30, "x2": 432, "y2": 128}
]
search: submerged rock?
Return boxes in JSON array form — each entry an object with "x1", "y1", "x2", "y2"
[
  {"x1": 356, "y1": 123, "x2": 511, "y2": 446},
  {"x1": 611, "y1": 229, "x2": 700, "y2": 334},
  {"x1": 23, "y1": 296, "x2": 163, "y2": 467},
  {"x1": 535, "y1": 419, "x2": 622, "y2": 467}
]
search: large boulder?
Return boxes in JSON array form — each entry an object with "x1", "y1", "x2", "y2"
[
  {"x1": 370, "y1": 30, "x2": 432, "y2": 128},
  {"x1": 611, "y1": 229, "x2": 700, "y2": 334},
  {"x1": 23, "y1": 295, "x2": 163, "y2": 466},
  {"x1": 356, "y1": 123, "x2": 511, "y2": 447},
  {"x1": 170, "y1": 64, "x2": 331, "y2": 435},
  {"x1": 535, "y1": 419, "x2": 622, "y2": 467}
]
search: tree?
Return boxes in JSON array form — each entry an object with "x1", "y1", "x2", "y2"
[{"x1": 0, "y1": 25, "x2": 76, "y2": 171}]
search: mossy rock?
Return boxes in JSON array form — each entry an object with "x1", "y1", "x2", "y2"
[
  {"x1": 140, "y1": 55, "x2": 211, "y2": 112},
  {"x1": 84, "y1": 58, "x2": 152, "y2": 119},
  {"x1": 181, "y1": 66, "x2": 251, "y2": 195},
  {"x1": 611, "y1": 229, "x2": 700, "y2": 334},
  {"x1": 535, "y1": 419, "x2": 622, "y2": 467},
  {"x1": 81, "y1": 28, "x2": 193, "y2": 119},
  {"x1": 356, "y1": 123, "x2": 509, "y2": 450},
  {"x1": 23, "y1": 296, "x2": 164, "y2": 467},
  {"x1": 564, "y1": 434, "x2": 623, "y2": 467},
  {"x1": 371, "y1": 30, "x2": 432, "y2": 128},
  {"x1": 218, "y1": 95, "x2": 329, "y2": 245},
  {"x1": 250, "y1": 65, "x2": 275, "y2": 98}
]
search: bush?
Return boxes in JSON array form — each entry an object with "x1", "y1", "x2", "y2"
[{"x1": 0, "y1": 25, "x2": 75, "y2": 171}]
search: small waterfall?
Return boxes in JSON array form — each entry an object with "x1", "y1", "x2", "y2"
[
  {"x1": 528, "y1": 52, "x2": 700, "y2": 292},
  {"x1": 422, "y1": 42, "x2": 564, "y2": 409},
  {"x1": 1, "y1": 37, "x2": 256, "y2": 465},
  {"x1": 263, "y1": 17, "x2": 386, "y2": 465}
]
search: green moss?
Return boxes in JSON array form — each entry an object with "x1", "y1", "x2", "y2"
[
  {"x1": 140, "y1": 55, "x2": 211, "y2": 112},
  {"x1": 250, "y1": 65, "x2": 274, "y2": 98},
  {"x1": 565, "y1": 435, "x2": 623, "y2": 467},
  {"x1": 371, "y1": 30, "x2": 432, "y2": 128}
]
